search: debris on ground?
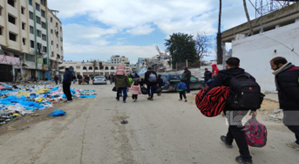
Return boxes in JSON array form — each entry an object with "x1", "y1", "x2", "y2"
[{"x1": 0, "y1": 83, "x2": 95, "y2": 125}]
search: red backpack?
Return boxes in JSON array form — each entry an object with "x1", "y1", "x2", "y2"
[
  {"x1": 243, "y1": 118, "x2": 267, "y2": 147},
  {"x1": 195, "y1": 86, "x2": 230, "y2": 117}
]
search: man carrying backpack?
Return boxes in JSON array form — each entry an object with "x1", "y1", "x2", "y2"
[
  {"x1": 144, "y1": 67, "x2": 158, "y2": 101},
  {"x1": 205, "y1": 57, "x2": 260, "y2": 164},
  {"x1": 270, "y1": 57, "x2": 299, "y2": 150}
]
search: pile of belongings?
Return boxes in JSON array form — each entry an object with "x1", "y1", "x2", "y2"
[{"x1": 0, "y1": 83, "x2": 96, "y2": 125}]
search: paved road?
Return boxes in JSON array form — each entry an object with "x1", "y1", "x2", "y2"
[{"x1": 0, "y1": 83, "x2": 297, "y2": 164}]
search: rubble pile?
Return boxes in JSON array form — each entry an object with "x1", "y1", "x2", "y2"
[{"x1": 0, "y1": 83, "x2": 96, "y2": 125}]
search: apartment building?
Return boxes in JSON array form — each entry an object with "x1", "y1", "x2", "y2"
[
  {"x1": 110, "y1": 55, "x2": 130, "y2": 72},
  {"x1": 0, "y1": 0, "x2": 63, "y2": 82}
]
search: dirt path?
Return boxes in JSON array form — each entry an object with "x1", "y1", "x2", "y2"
[{"x1": 0, "y1": 83, "x2": 297, "y2": 164}]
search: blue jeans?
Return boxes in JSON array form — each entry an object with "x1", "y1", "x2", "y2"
[
  {"x1": 185, "y1": 80, "x2": 190, "y2": 93},
  {"x1": 147, "y1": 84, "x2": 155, "y2": 98},
  {"x1": 116, "y1": 88, "x2": 127, "y2": 101}
]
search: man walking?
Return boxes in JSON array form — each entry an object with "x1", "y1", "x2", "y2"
[
  {"x1": 144, "y1": 67, "x2": 158, "y2": 101},
  {"x1": 182, "y1": 67, "x2": 191, "y2": 93},
  {"x1": 205, "y1": 57, "x2": 258, "y2": 164},
  {"x1": 204, "y1": 68, "x2": 212, "y2": 87},
  {"x1": 63, "y1": 68, "x2": 73, "y2": 103},
  {"x1": 114, "y1": 74, "x2": 131, "y2": 103},
  {"x1": 270, "y1": 57, "x2": 299, "y2": 150}
]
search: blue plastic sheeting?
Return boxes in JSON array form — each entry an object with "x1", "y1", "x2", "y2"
[
  {"x1": 79, "y1": 95, "x2": 95, "y2": 98},
  {"x1": 49, "y1": 109, "x2": 66, "y2": 117}
]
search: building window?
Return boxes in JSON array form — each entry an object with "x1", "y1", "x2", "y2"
[
  {"x1": 22, "y1": 22, "x2": 26, "y2": 30},
  {"x1": 30, "y1": 40, "x2": 34, "y2": 48},
  {"x1": 8, "y1": 0, "x2": 15, "y2": 7},
  {"x1": 0, "y1": 6, "x2": 2, "y2": 16},
  {"x1": 51, "y1": 40, "x2": 53, "y2": 45},
  {"x1": 105, "y1": 66, "x2": 109, "y2": 70},
  {"x1": 50, "y1": 29, "x2": 53, "y2": 34},
  {"x1": 35, "y1": 3, "x2": 40, "y2": 11},
  {"x1": 9, "y1": 32, "x2": 17, "y2": 42},
  {"x1": 43, "y1": 46, "x2": 47, "y2": 52},
  {"x1": 42, "y1": 22, "x2": 46, "y2": 29},
  {"x1": 41, "y1": 10, "x2": 45, "y2": 18},
  {"x1": 50, "y1": 17, "x2": 52, "y2": 22},
  {"x1": 37, "y1": 30, "x2": 41, "y2": 37},
  {"x1": 29, "y1": 11, "x2": 33, "y2": 20},
  {"x1": 29, "y1": 0, "x2": 32, "y2": 6},
  {"x1": 111, "y1": 66, "x2": 115, "y2": 70},
  {"x1": 56, "y1": 44, "x2": 58, "y2": 48},
  {"x1": 89, "y1": 66, "x2": 92, "y2": 70},
  {"x1": 42, "y1": 34, "x2": 46, "y2": 41},
  {"x1": 0, "y1": 26, "x2": 2, "y2": 35},
  {"x1": 21, "y1": 7, "x2": 25, "y2": 15},
  {"x1": 83, "y1": 67, "x2": 87, "y2": 70},
  {"x1": 61, "y1": 47, "x2": 63, "y2": 51},
  {"x1": 51, "y1": 51, "x2": 54, "y2": 57},
  {"x1": 22, "y1": 38, "x2": 26, "y2": 45},
  {"x1": 8, "y1": 14, "x2": 16, "y2": 24},
  {"x1": 56, "y1": 23, "x2": 58, "y2": 27},
  {"x1": 94, "y1": 67, "x2": 99, "y2": 70},
  {"x1": 41, "y1": 0, "x2": 46, "y2": 6},
  {"x1": 36, "y1": 16, "x2": 41, "y2": 24},
  {"x1": 60, "y1": 27, "x2": 62, "y2": 32},
  {"x1": 30, "y1": 26, "x2": 34, "y2": 34}
]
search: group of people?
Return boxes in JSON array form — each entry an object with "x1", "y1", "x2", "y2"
[{"x1": 202, "y1": 57, "x2": 299, "y2": 164}]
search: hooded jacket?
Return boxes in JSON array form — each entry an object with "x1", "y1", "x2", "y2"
[
  {"x1": 182, "y1": 69, "x2": 191, "y2": 81},
  {"x1": 212, "y1": 64, "x2": 219, "y2": 76},
  {"x1": 274, "y1": 63, "x2": 299, "y2": 111},
  {"x1": 205, "y1": 67, "x2": 257, "y2": 111},
  {"x1": 114, "y1": 75, "x2": 131, "y2": 88}
]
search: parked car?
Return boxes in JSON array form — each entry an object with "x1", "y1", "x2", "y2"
[
  {"x1": 160, "y1": 74, "x2": 203, "y2": 92},
  {"x1": 93, "y1": 76, "x2": 107, "y2": 85}
]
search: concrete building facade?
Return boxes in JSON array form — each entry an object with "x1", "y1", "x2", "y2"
[
  {"x1": 222, "y1": 2, "x2": 299, "y2": 92},
  {"x1": 0, "y1": 0, "x2": 63, "y2": 82}
]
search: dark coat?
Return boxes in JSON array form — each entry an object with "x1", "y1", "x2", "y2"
[
  {"x1": 276, "y1": 65, "x2": 299, "y2": 111},
  {"x1": 205, "y1": 67, "x2": 256, "y2": 111},
  {"x1": 63, "y1": 71, "x2": 73, "y2": 84},
  {"x1": 182, "y1": 70, "x2": 191, "y2": 81},
  {"x1": 144, "y1": 71, "x2": 157, "y2": 85},
  {"x1": 204, "y1": 71, "x2": 212, "y2": 82}
]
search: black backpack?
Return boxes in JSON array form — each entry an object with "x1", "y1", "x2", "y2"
[{"x1": 229, "y1": 73, "x2": 263, "y2": 110}]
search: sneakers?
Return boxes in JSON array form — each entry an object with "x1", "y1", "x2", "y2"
[
  {"x1": 178, "y1": 99, "x2": 182, "y2": 101},
  {"x1": 220, "y1": 136, "x2": 233, "y2": 148},
  {"x1": 123, "y1": 101, "x2": 126, "y2": 103},
  {"x1": 286, "y1": 142, "x2": 299, "y2": 150},
  {"x1": 185, "y1": 99, "x2": 187, "y2": 102},
  {"x1": 64, "y1": 100, "x2": 72, "y2": 103},
  {"x1": 235, "y1": 156, "x2": 252, "y2": 164}
]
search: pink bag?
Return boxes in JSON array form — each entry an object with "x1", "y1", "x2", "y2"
[{"x1": 243, "y1": 118, "x2": 267, "y2": 147}]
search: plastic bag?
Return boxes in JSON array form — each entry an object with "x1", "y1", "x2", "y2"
[{"x1": 49, "y1": 109, "x2": 66, "y2": 117}]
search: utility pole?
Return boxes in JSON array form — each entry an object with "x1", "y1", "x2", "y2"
[{"x1": 217, "y1": 0, "x2": 223, "y2": 64}]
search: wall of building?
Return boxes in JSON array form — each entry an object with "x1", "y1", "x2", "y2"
[{"x1": 232, "y1": 20, "x2": 299, "y2": 92}]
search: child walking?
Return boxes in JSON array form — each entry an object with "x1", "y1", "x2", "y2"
[
  {"x1": 131, "y1": 81, "x2": 142, "y2": 102},
  {"x1": 177, "y1": 80, "x2": 187, "y2": 102}
]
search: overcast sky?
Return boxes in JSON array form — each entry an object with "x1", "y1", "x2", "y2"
[{"x1": 48, "y1": 0, "x2": 256, "y2": 63}]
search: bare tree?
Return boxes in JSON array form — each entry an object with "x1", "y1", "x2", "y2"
[
  {"x1": 243, "y1": 0, "x2": 254, "y2": 35},
  {"x1": 195, "y1": 33, "x2": 212, "y2": 67}
]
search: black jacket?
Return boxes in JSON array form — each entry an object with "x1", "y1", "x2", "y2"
[
  {"x1": 144, "y1": 71, "x2": 157, "y2": 85},
  {"x1": 63, "y1": 71, "x2": 73, "y2": 84},
  {"x1": 276, "y1": 65, "x2": 299, "y2": 111},
  {"x1": 205, "y1": 67, "x2": 256, "y2": 111},
  {"x1": 204, "y1": 71, "x2": 212, "y2": 82}
]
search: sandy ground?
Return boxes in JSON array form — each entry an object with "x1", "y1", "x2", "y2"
[{"x1": 0, "y1": 83, "x2": 297, "y2": 164}]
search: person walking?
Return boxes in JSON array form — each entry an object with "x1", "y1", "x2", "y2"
[
  {"x1": 177, "y1": 80, "x2": 187, "y2": 102},
  {"x1": 157, "y1": 75, "x2": 163, "y2": 96},
  {"x1": 63, "y1": 68, "x2": 73, "y2": 103},
  {"x1": 73, "y1": 75, "x2": 76, "y2": 84},
  {"x1": 204, "y1": 68, "x2": 212, "y2": 87},
  {"x1": 182, "y1": 67, "x2": 191, "y2": 93},
  {"x1": 58, "y1": 75, "x2": 62, "y2": 84},
  {"x1": 130, "y1": 81, "x2": 142, "y2": 102},
  {"x1": 114, "y1": 69, "x2": 131, "y2": 103},
  {"x1": 270, "y1": 57, "x2": 299, "y2": 150},
  {"x1": 144, "y1": 67, "x2": 158, "y2": 101},
  {"x1": 109, "y1": 74, "x2": 113, "y2": 84},
  {"x1": 205, "y1": 57, "x2": 258, "y2": 164},
  {"x1": 54, "y1": 75, "x2": 59, "y2": 85},
  {"x1": 212, "y1": 64, "x2": 219, "y2": 78}
]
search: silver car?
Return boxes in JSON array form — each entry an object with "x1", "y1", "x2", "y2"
[{"x1": 93, "y1": 76, "x2": 107, "y2": 85}]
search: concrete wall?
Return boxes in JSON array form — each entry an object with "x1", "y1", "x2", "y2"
[{"x1": 232, "y1": 20, "x2": 299, "y2": 92}]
